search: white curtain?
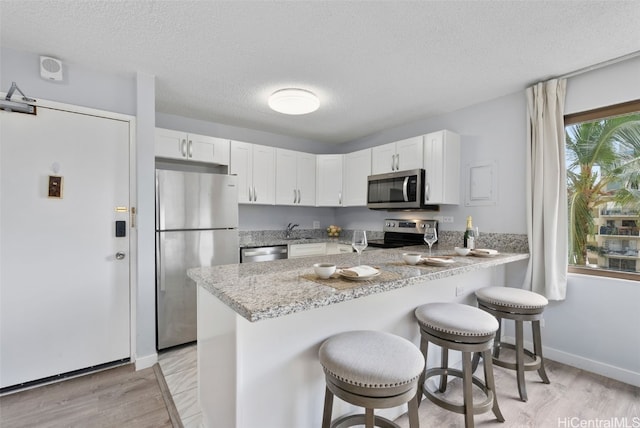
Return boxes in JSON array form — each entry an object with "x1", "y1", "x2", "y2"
[{"x1": 524, "y1": 79, "x2": 568, "y2": 300}]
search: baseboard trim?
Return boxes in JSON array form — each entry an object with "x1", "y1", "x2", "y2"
[
  {"x1": 135, "y1": 353, "x2": 158, "y2": 371},
  {"x1": 502, "y1": 335, "x2": 640, "y2": 387}
]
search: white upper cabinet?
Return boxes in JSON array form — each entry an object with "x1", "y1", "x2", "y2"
[
  {"x1": 423, "y1": 130, "x2": 460, "y2": 204},
  {"x1": 371, "y1": 136, "x2": 423, "y2": 174},
  {"x1": 316, "y1": 155, "x2": 344, "y2": 206},
  {"x1": 275, "y1": 149, "x2": 316, "y2": 206},
  {"x1": 230, "y1": 141, "x2": 275, "y2": 205},
  {"x1": 342, "y1": 148, "x2": 371, "y2": 207},
  {"x1": 155, "y1": 128, "x2": 230, "y2": 165}
]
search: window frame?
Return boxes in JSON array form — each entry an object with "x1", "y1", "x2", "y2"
[{"x1": 564, "y1": 99, "x2": 640, "y2": 281}]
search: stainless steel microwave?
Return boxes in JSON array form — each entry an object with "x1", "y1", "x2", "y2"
[{"x1": 367, "y1": 169, "x2": 438, "y2": 210}]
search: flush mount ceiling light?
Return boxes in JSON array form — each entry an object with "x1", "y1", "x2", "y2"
[{"x1": 268, "y1": 88, "x2": 319, "y2": 115}]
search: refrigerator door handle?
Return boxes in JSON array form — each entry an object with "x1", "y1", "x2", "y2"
[{"x1": 156, "y1": 233, "x2": 165, "y2": 292}]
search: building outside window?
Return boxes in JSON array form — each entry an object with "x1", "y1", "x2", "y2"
[{"x1": 565, "y1": 100, "x2": 640, "y2": 279}]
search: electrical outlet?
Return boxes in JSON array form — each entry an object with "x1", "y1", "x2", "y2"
[
  {"x1": 313, "y1": 221, "x2": 320, "y2": 229},
  {"x1": 455, "y1": 286, "x2": 464, "y2": 296},
  {"x1": 442, "y1": 216, "x2": 454, "y2": 223}
]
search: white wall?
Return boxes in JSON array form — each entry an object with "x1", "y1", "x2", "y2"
[
  {"x1": 337, "y1": 91, "x2": 527, "y2": 234},
  {"x1": 0, "y1": 47, "x2": 136, "y2": 116}
]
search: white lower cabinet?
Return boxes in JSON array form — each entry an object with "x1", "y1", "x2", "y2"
[
  {"x1": 289, "y1": 242, "x2": 353, "y2": 259},
  {"x1": 326, "y1": 242, "x2": 354, "y2": 255},
  {"x1": 288, "y1": 243, "x2": 327, "y2": 259}
]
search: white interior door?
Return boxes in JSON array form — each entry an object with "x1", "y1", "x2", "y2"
[{"x1": 0, "y1": 106, "x2": 131, "y2": 389}]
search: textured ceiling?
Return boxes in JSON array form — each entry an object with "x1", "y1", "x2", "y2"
[{"x1": 2, "y1": 1, "x2": 639, "y2": 144}]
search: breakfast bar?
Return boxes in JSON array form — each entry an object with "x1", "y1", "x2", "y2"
[{"x1": 188, "y1": 247, "x2": 529, "y2": 428}]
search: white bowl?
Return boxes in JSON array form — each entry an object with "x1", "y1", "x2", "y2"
[
  {"x1": 454, "y1": 247, "x2": 471, "y2": 256},
  {"x1": 402, "y1": 253, "x2": 422, "y2": 265},
  {"x1": 313, "y1": 263, "x2": 336, "y2": 279}
]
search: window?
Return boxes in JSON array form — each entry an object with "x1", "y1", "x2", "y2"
[{"x1": 565, "y1": 100, "x2": 640, "y2": 280}]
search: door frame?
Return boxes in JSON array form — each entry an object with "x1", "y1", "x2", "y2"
[{"x1": 1, "y1": 93, "x2": 139, "y2": 365}]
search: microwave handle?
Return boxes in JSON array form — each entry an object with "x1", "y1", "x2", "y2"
[
  {"x1": 402, "y1": 176, "x2": 409, "y2": 202},
  {"x1": 424, "y1": 171, "x2": 430, "y2": 202}
]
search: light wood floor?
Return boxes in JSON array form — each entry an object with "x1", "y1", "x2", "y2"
[
  {"x1": 395, "y1": 357, "x2": 640, "y2": 427},
  {"x1": 0, "y1": 364, "x2": 180, "y2": 428},
  {"x1": 1, "y1": 352, "x2": 638, "y2": 428}
]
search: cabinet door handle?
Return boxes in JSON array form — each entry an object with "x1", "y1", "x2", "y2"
[
  {"x1": 188, "y1": 140, "x2": 193, "y2": 158},
  {"x1": 249, "y1": 186, "x2": 253, "y2": 201},
  {"x1": 181, "y1": 139, "x2": 187, "y2": 157},
  {"x1": 293, "y1": 189, "x2": 297, "y2": 204},
  {"x1": 253, "y1": 186, "x2": 257, "y2": 202},
  {"x1": 391, "y1": 154, "x2": 395, "y2": 171},
  {"x1": 395, "y1": 153, "x2": 400, "y2": 171},
  {"x1": 297, "y1": 189, "x2": 301, "y2": 204},
  {"x1": 338, "y1": 191, "x2": 342, "y2": 205}
]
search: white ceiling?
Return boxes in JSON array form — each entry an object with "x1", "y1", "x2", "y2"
[{"x1": 2, "y1": 1, "x2": 639, "y2": 144}]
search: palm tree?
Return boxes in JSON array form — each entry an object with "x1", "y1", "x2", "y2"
[{"x1": 565, "y1": 114, "x2": 640, "y2": 265}]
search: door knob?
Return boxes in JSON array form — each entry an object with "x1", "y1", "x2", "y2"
[{"x1": 115, "y1": 252, "x2": 126, "y2": 260}]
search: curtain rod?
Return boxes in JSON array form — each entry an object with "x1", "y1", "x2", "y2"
[{"x1": 556, "y1": 50, "x2": 640, "y2": 80}]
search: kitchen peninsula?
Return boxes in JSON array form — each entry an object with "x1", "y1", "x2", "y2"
[{"x1": 188, "y1": 247, "x2": 528, "y2": 428}]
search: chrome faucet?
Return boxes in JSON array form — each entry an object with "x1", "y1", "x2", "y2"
[{"x1": 286, "y1": 223, "x2": 299, "y2": 238}]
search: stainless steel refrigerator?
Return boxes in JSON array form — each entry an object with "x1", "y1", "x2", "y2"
[{"x1": 155, "y1": 168, "x2": 239, "y2": 350}]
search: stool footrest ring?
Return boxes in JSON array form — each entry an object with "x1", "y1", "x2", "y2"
[
  {"x1": 423, "y1": 367, "x2": 494, "y2": 416},
  {"x1": 331, "y1": 413, "x2": 401, "y2": 428},
  {"x1": 493, "y1": 343, "x2": 542, "y2": 372}
]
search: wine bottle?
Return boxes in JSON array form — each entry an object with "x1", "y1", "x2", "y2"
[{"x1": 463, "y1": 216, "x2": 475, "y2": 249}]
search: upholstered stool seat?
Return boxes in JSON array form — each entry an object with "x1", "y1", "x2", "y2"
[
  {"x1": 415, "y1": 302, "x2": 504, "y2": 428},
  {"x1": 319, "y1": 330, "x2": 425, "y2": 428},
  {"x1": 475, "y1": 286, "x2": 550, "y2": 402}
]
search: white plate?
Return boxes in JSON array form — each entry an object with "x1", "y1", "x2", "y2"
[
  {"x1": 421, "y1": 257, "x2": 455, "y2": 266},
  {"x1": 337, "y1": 271, "x2": 381, "y2": 281},
  {"x1": 470, "y1": 250, "x2": 499, "y2": 257}
]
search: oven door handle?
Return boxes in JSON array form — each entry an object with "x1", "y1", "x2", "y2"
[{"x1": 402, "y1": 176, "x2": 409, "y2": 202}]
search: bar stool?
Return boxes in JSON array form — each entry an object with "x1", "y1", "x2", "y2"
[
  {"x1": 475, "y1": 286, "x2": 550, "y2": 402},
  {"x1": 318, "y1": 330, "x2": 425, "y2": 428},
  {"x1": 414, "y1": 302, "x2": 504, "y2": 428}
]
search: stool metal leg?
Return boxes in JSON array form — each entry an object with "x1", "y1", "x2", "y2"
[
  {"x1": 408, "y1": 393, "x2": 420, "y2": 428},
  {"x1": 418, "y1": 335, "x2": 429, "y2": 403},
  {"x1": 482, "y1": 349, "x2": 505, "y2": 422},
  {"x1": 515, "y1": 320, "x2": 527, "y2": 401},
  {"x1": 493, "y1": 318, "x2": 502, "y2": 359},
  {"x1": 532, "y1": 320, "x2": 550, "y2": 384},
  {"x1": 365, "y1": 408, "x2": 374, "y2": 428},
  {"x1": 462, "y1": 351, "x2": 474, "y2": 428},
  {"x1": 322, "y1": 386, "x2": 334, "y2": 428},
  {"x1": 439, "y1": 347, "x2": 449, "y2": 393}
]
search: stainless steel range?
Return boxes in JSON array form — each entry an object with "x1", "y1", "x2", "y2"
[{"x1": 367, "y1": 219, "x2": 439, "y2": 248}]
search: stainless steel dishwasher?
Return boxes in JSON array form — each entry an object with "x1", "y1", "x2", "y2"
[{"x1": 240, "y1": 245, "x2": 288, "y2": 263}]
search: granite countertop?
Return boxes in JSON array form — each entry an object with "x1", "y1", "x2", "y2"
[{"x1": 188, "y1": 247, "x2": 529, "y2": 323}]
